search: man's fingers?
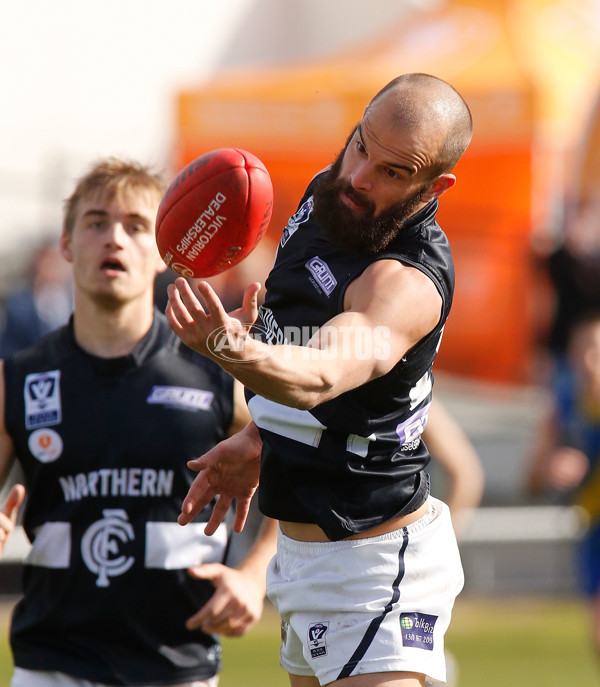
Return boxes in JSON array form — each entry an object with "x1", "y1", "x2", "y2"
[
  {"x1": 233, "y1": 497, "x2": 252, "y2": 533},
  {"x1": 204, "y1": 496, "x2": 233, "y2": 536},
  {"x1": 178, "y1": 474, "x2": 213, "y2": 525},
  {"x1": 240, "y1": 282, "x2": 261, "y2": 323},
  {"x1": 176, "y1": 279, "x2": 208, "y2": 320},
  {"x1": 194, "y1": 281, "x2": 227, "y2": 319},
  {"x1": 3, "y1": 484, "x2": 25, "y2": 523},
  {"x1": 166, "y1": 283, "x2": 196, "y2": 327}
]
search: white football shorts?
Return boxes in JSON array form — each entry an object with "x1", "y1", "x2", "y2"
[{"x1": 266, "y1": 497, "x2": 463, "y2": 686}]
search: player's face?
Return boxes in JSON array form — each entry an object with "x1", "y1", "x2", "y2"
[
  {"x1": 313, "y1": 94, "x2": 441, "y2": 253},
  {"x1": 60, "y1": 187, "x2": 165, "y2": 307}
]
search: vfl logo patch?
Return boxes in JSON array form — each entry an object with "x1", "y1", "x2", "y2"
[
  {"x1": 400, "y1": 612, "x2": 437, "y2": 651},
  {"x1": 308, "y1": 621, "x2": 329, "y2": 658},
  {"x1": 281, "y1": 197, "x2": 314, "y2": 247},
  {"x1": 305, "y1": 257, "x2": 337, "y2": 297},
  {"x1": 81, "y1": 509, "x2": 135, "y2": 587},
  {"x1": 147, "y1": 386, "x2": 214, "y2": 411},
  {"x1": 24, "y1": 370, "x2": 61, "y2": 430}
]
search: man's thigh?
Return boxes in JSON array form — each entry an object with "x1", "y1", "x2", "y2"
[{"x1": 288, "y1": 671, "x2": 425, "y2": 686}]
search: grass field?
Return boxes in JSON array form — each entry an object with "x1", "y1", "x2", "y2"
[{"x1": 0, "y1": 595, "x2": 598, "y2": 686}]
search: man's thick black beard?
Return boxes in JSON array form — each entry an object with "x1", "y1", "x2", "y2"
[{"x1": 312, "y1": 152, "x2": 426, "y2": 254}]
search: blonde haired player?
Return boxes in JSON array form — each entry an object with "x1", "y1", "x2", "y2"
[{"x1": 0, "y1": 158, "x2": 276, "y2": 687}]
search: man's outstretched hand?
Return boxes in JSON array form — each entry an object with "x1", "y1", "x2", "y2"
[{"x1": 179, "y1": 422, "x2": 263, "y2": 535}]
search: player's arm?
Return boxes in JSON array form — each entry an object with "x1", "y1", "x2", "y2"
[
  {"x1": 184, "y1": 515, "x2": 277, "y2": 636},
  {"x1": 226, "y1": 379, "x2": 251, "y2": 437},
  {"x1": 423, "y1": 397, "x2": 484, "y2": 539},
  {"x1": 0, "y1": 361, "x2": 26, "y2": 559},
  {"x1": 526, "y1": 401, "x2": 589, "y2": 495},
  {"x1": 167, "y1": 259, "x2": 442, "y2": 409}
]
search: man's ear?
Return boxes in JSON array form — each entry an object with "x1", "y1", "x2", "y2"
[
  {"x1": 422, "y1": 174, "x2": 456, "y2": 203},
  {"x1": 59, "y1": 232, "x2": 73, "y2": 263}
]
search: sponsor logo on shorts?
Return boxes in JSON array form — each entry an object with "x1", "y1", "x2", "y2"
[
  {"x1": 308, "y1": 621, "x2": 329, "y2": 659},
  {"x1": 400, "y1": 612, "x2": 437, "y2": 651}
]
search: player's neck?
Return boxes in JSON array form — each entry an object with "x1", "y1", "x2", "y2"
[{"x1": 71, "y1": 294, "x2": 155, "y2": 358}]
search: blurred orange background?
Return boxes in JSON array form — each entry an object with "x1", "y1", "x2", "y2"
[{"x1": 173, "y1": 0, "x2": 600, "y2": 385}]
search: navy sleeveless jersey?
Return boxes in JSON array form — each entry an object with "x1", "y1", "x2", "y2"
[
  {"x1": 4, "y1": 312, "x2": 234, "y2": 685},
  {"x1": 247, "y1": 174, "x2": 455, "y2": 541}
]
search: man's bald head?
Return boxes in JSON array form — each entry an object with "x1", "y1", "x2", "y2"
[{"x1": 367, "y1": 73, "x2": 473, "y2": 180}]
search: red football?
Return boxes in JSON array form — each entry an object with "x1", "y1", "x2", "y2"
[{"x1": 155, "y1": 148, "x2": 273, "y2": 278}]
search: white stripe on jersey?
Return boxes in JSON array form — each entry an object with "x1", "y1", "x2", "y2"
[
  {"x1": 248, "y1": 395, "x2": 376, "y2": 457},
  {"x1": 22, "y1": 520, "x2": 228, "y2": 570},
  {"x1": 145, "y1": 522, "x2": 228, "y2": 569},
  {"x1": 248, "y1": 395, "x2": 326, "y2": 447},
  {"x1": 25, "y1": 522, "x2": 70, "y2": 567}
]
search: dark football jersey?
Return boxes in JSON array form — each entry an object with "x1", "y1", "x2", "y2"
[
  {"x1": 248, "y1": 175, "x2": 455, "y2": 541},
  {"x1": 4, "y1": 312, "x2": 235, "y2": 685}
]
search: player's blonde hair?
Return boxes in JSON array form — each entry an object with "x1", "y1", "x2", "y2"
[{"x1": 63, "y1": 157, "x2": 166, "y2": 235}]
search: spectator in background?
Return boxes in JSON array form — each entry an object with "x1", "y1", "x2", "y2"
[
  {"x1": 0, "y1": 239, "x2": 72, "y2": 357},
  {"x1": 526, "y1": 310, "x2": 600, "y2": 657},
  {"x1": 543, "y1": 197, "x2": 600, "y2": 387}
]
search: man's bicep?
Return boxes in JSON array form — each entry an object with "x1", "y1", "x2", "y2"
[{"x1": 342, "y1": 262, "x2": 443, "y2": 375}]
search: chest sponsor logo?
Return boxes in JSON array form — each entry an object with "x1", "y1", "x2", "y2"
[
  {"x1": 81, "y1": 509, "x2": 135, "y2": 587},
  {"x1": 28, "y1": 428, "x2": 63, "y2": 463},
  {"x1": 281, "y1": 197, "x2": 314, "y2": 247},
  {"x1": 400, "y1": 612, "x2": 437, "y2": 651},
  {"x1": 147, "y1": 385, "x2": 214, "y2": 411},
  {"x1": 308, "y1": 621, "x2": 329, "y2": 659},
  {"x1": 24, "y1": 370, "x2": 61, "y2": 429},
  {"x1": 305, "y1": 256, "x2": 337, "y2": 297}
]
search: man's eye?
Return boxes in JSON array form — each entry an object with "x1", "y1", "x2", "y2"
[
  {"x1": 356, "y1": 141, "x2": 367, "y2": 154},
  {"x1": 385, "y1": 168, "x2": 398, "y2": 179}
]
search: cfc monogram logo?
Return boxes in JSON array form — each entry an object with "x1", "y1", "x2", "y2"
[{"x1": 81, "y1": 509, "x2": 135, "y2": 587}]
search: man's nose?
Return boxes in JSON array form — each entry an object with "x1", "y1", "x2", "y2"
[
  {"x1": 104, "y1": 222, "x2": 127, "y2": 246},
  {"x1": 349, "y1": 160, "x2": 374, "y2": 191}
]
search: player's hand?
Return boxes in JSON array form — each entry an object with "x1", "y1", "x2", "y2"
[
  {"x1": 178, "y1": 422, "x2": 262, "y2": 534},
  {"x1": 0, "y1": 484, "x2": 26, "y2": 559},
  {"x1": 546, "y1": 446, "x2": 589, "y2": 491},
  {"x1": 185, "y1": 562, "x2": 266, "y2": 637},
  {"x1": 166, "y1": 277, "x2": 260, "y2": 361}
]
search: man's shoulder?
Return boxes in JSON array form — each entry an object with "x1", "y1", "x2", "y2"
[
  {"x1": 154, "y1": 313, "x2": 233, "y2": 386},
  {"x1": 4, "y1": 324, "x2": 70, "y2": 367}
]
